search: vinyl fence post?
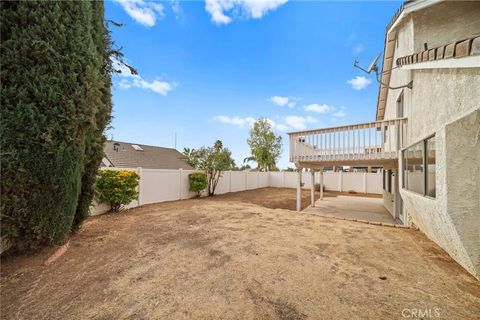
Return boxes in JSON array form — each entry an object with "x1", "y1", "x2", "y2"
[
  {"x1": 364, "y1": 172, "x2": 367, "y2": 194},
  {"x1": 137, "y1": 167, "x2": 142, "y2": 206},
  {"x1": 339, "y1": 171, "x2": 343, "y2": 192},
  {"x1": 179, "y1": 168, "x2": 183, "y2": 200}
]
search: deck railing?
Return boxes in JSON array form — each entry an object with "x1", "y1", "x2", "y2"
[{"x1": 288, "y1": 118, "x2": 407, "y2": 163}]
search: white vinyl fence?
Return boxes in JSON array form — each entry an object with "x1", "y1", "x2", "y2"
[{"x1": 91, "y1": 168, "x2": 382, "y2": 215}]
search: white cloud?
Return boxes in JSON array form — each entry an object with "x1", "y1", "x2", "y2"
[
  {"x1": 205, "y1": 0, "x2": 288, "y2": 25},
  {"x1": 353, "y1": 44, "x2": 364, "y2": 54},
  {"x1": 112, "y1": 58, "x2": 136, "y2": 78},
  {"x1": 113, "y1": 57, "x2": 176, "y2": 96},
  {"x1": 333, "y1": 110, "x2": 347, "y2": 118},
  {"x1": 213, "y1": 115, "x2": 255, "y2": 128},
  {"x1": 171, "y1": 0, "x2": 181, "y2": 16},
  {"x1": 118, "y1": 79, "x2": 132, "y2": 89},
  {"x1": 265, "y1": 118, "x2": 291, "y2": 132},
  {"x1": 114, "y1": 0, "x2": 164, "y2": 27},
  {"x1": 213, "y1": 116, "x2": 291, "y2": 132},
  {"x1": 132, "y1": 78, "x2": 176, "y2": 96},
  {"x1": 269, "y1": 96, "x2": 297, "y2": 108},
  {"x1": 347, "y1": 76, "x2": 372, "y2": 90},
  {"x1": 304, "y1": 103, "x2": 335, "y2": 113},
  {"x1": 275, "y1": 124, "x2": 290, "y2": 131},
  {"x1": 346, "y1": 33, "x2": 364, "y2": 55},
  {"x1": 284, "y1": 115, "x2": 317, "y2": 130}
]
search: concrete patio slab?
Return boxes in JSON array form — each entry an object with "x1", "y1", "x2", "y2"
[{"x1": 303, "y1": 194, "x2": 398, "y2": 225}]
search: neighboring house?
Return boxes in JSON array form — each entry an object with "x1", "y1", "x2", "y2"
[
  {"x1": 102, "y1": 140, "x2": 193, "y2": 170},
  {"x1": 288, "y1": 1, "x2": 479, "y2": 279}
]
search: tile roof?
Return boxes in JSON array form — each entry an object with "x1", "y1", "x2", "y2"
[
  {"x1": 103, "y1": 140, "x2": 193, "y2": 170},
  {"x1": 396, "y1": 35, "x2": 480, "y2": 67}
]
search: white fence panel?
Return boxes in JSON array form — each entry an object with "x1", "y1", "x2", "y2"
[
  {"x1": 366, "y1": 173, "x2": 383, "y2": 194},
  {"x1": 246, "y1": 172, "x2": 258, "y2": 190},
  {"x1": 91, "y1": 168, "x2": 383, "y2": 215},
  {"x1": 301, "y1": 172, "x2": 311, "y2": 189},
  {"x1": 215, "y1": 171, "x2": 231, "y2": 194},
  {"x1": 342, "y1": 172, "x2": 365, "y2": 193},
  {"x1": 269, "y1": 172, "x2": 284, "y2": 187},
  {"x1": 141, "y1": 169, "x2": 180, "y2": 204},
  {"x1": 284, "y1": 172, "x2": 297, "y2": 188},
  {"x1": 322, "y1": 172, "x2": 340, "y2": 191},
  {"x1": 259, "y1": 172, "x2": 269, "y2": 188},
  {"x1": 230, "y1": 171, "x2": 246, "y2": 192}
]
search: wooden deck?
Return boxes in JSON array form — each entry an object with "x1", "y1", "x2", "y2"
[{"x1": 288, "y1": 118, "x2": 407, "y2": 166}]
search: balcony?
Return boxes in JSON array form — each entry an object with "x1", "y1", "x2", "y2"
[{"x1": 288, "y1": 118, "x2": 407, "y2": 165}]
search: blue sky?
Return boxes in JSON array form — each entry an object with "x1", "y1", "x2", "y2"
[{"x1": 105, "y1": 0, "x2": 401, "y2": 169}]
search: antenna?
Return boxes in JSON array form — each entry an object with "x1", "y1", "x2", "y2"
[
  {"x1": 353, "y1": 53, "x2": 413, "y2": 90},
  {"x1": 353, "y1": 53, "x2": 380, "y2": 74},
  {"x1": 367, "y1": 54, "x2": 380, "y2": 73},
  {"x1": 174, "y1": 132, "x2": 177, "y2": 150}
]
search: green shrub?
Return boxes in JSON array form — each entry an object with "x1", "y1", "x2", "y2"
[
  {"x1": 95, "y1": 170, "x2": 140, "y2": 212},
  {"x1": 189, "y1": 172, "x2": 207, "y2": 197}
]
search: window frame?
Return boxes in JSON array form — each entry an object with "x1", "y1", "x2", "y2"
[
  {"x1": 387, "y1": 170, "x2": 392, "y2": 193},
  {"x1": 401, "y1": 133, "x2": 436, "y2": 198},
  {"x1": 424, "y1": 135, "x2": 436, "y2": 199},
  {"x1": 382, "y1": 170, "x2": 386, "y2": 191}
]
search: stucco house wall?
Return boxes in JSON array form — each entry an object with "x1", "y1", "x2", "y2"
[
  {"x1": 381, "y1": 2, "x2": 480, "y2": 278},
  {"x1": 412, "y1": 1, "x2": 480, "y2": 53}
]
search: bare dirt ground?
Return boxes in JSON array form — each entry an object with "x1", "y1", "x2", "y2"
[{"x1": 1, "y1": 188, "x2": 479, "y2": 319}]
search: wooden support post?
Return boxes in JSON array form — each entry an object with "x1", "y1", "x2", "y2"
[
  {"x1": 296, "y1": 169, "x2": 302, "y2": 211},
  {"x1": 320, "y1": 169, "x2": 324, "y2": 200},
  {"x1": 310, "y1": 169, "x2": 315, "y2": 207}
]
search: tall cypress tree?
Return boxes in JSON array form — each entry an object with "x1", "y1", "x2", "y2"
[
  {"x1": 73, "y1": 1, "x2": 113, "y2": 227},
  {"x1": 1, "y1": 1, "x2": 112, "y2": 250}
]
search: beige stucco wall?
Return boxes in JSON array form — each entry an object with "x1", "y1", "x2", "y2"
[
  {"x1": 412, "y1": 1, "x2": 480, "y2": 52},
  {"x1": 444, "y1": 110, "x2": 480, "y2": 279},
  {"x1": 381, "y1": 2, "x2": 480, "y2": 279}
]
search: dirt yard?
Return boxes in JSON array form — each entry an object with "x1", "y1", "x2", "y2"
[{"x1": 2, "y1": 188, "x2": 479, "y2": 319}]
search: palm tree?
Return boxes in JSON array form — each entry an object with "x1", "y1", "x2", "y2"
[{"x1": 214, "y1": 140, "x2": 223, "y2": 152}]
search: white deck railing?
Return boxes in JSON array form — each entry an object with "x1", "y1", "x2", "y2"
[{"x1": 288, "y1": 118, "x2": 407, "y2": 163}]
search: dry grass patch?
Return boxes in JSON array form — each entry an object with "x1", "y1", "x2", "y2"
[{"x1": 1, "y1": 188, "x2": 479, "y2": 319}]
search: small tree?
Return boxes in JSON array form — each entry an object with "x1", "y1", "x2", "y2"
[
  {"x1": 95, "y1": 170, "x2": 140, "y2": 212},
  {"x1": 188, "y1": 172, "x2": 207, "y2": 197},
  {"x1": 183, "y1": 141, "x2": 235, "y2": 196},
  {"x1": 246, "y1": 118, "x2": 282, "y2": 171},
  {"x1": 182, "y1": 147, "x2": 199, "y2": 168}
]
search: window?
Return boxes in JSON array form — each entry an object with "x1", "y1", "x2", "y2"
[
  {"x1": 402, "y1": 135, "x2": 436, "y2": 198},
  {"x1": 131, "y1": 144, "x2": 144, "y2": 151},
  {"x1": 387, "y1": 170, "x2": 392, "y2": 193},
  {"x1": 425, "y1": 136, "x2": 436, "y2": 198},
  {"x1": 403, "y1": 141, "x2": 424, "y2": 194},
  {"x1": 383, "y1": 169, "x2": 393, "y2": 194},
  {"x1": 383, "y1": 170, "x2": 386, "y2": 190}
]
